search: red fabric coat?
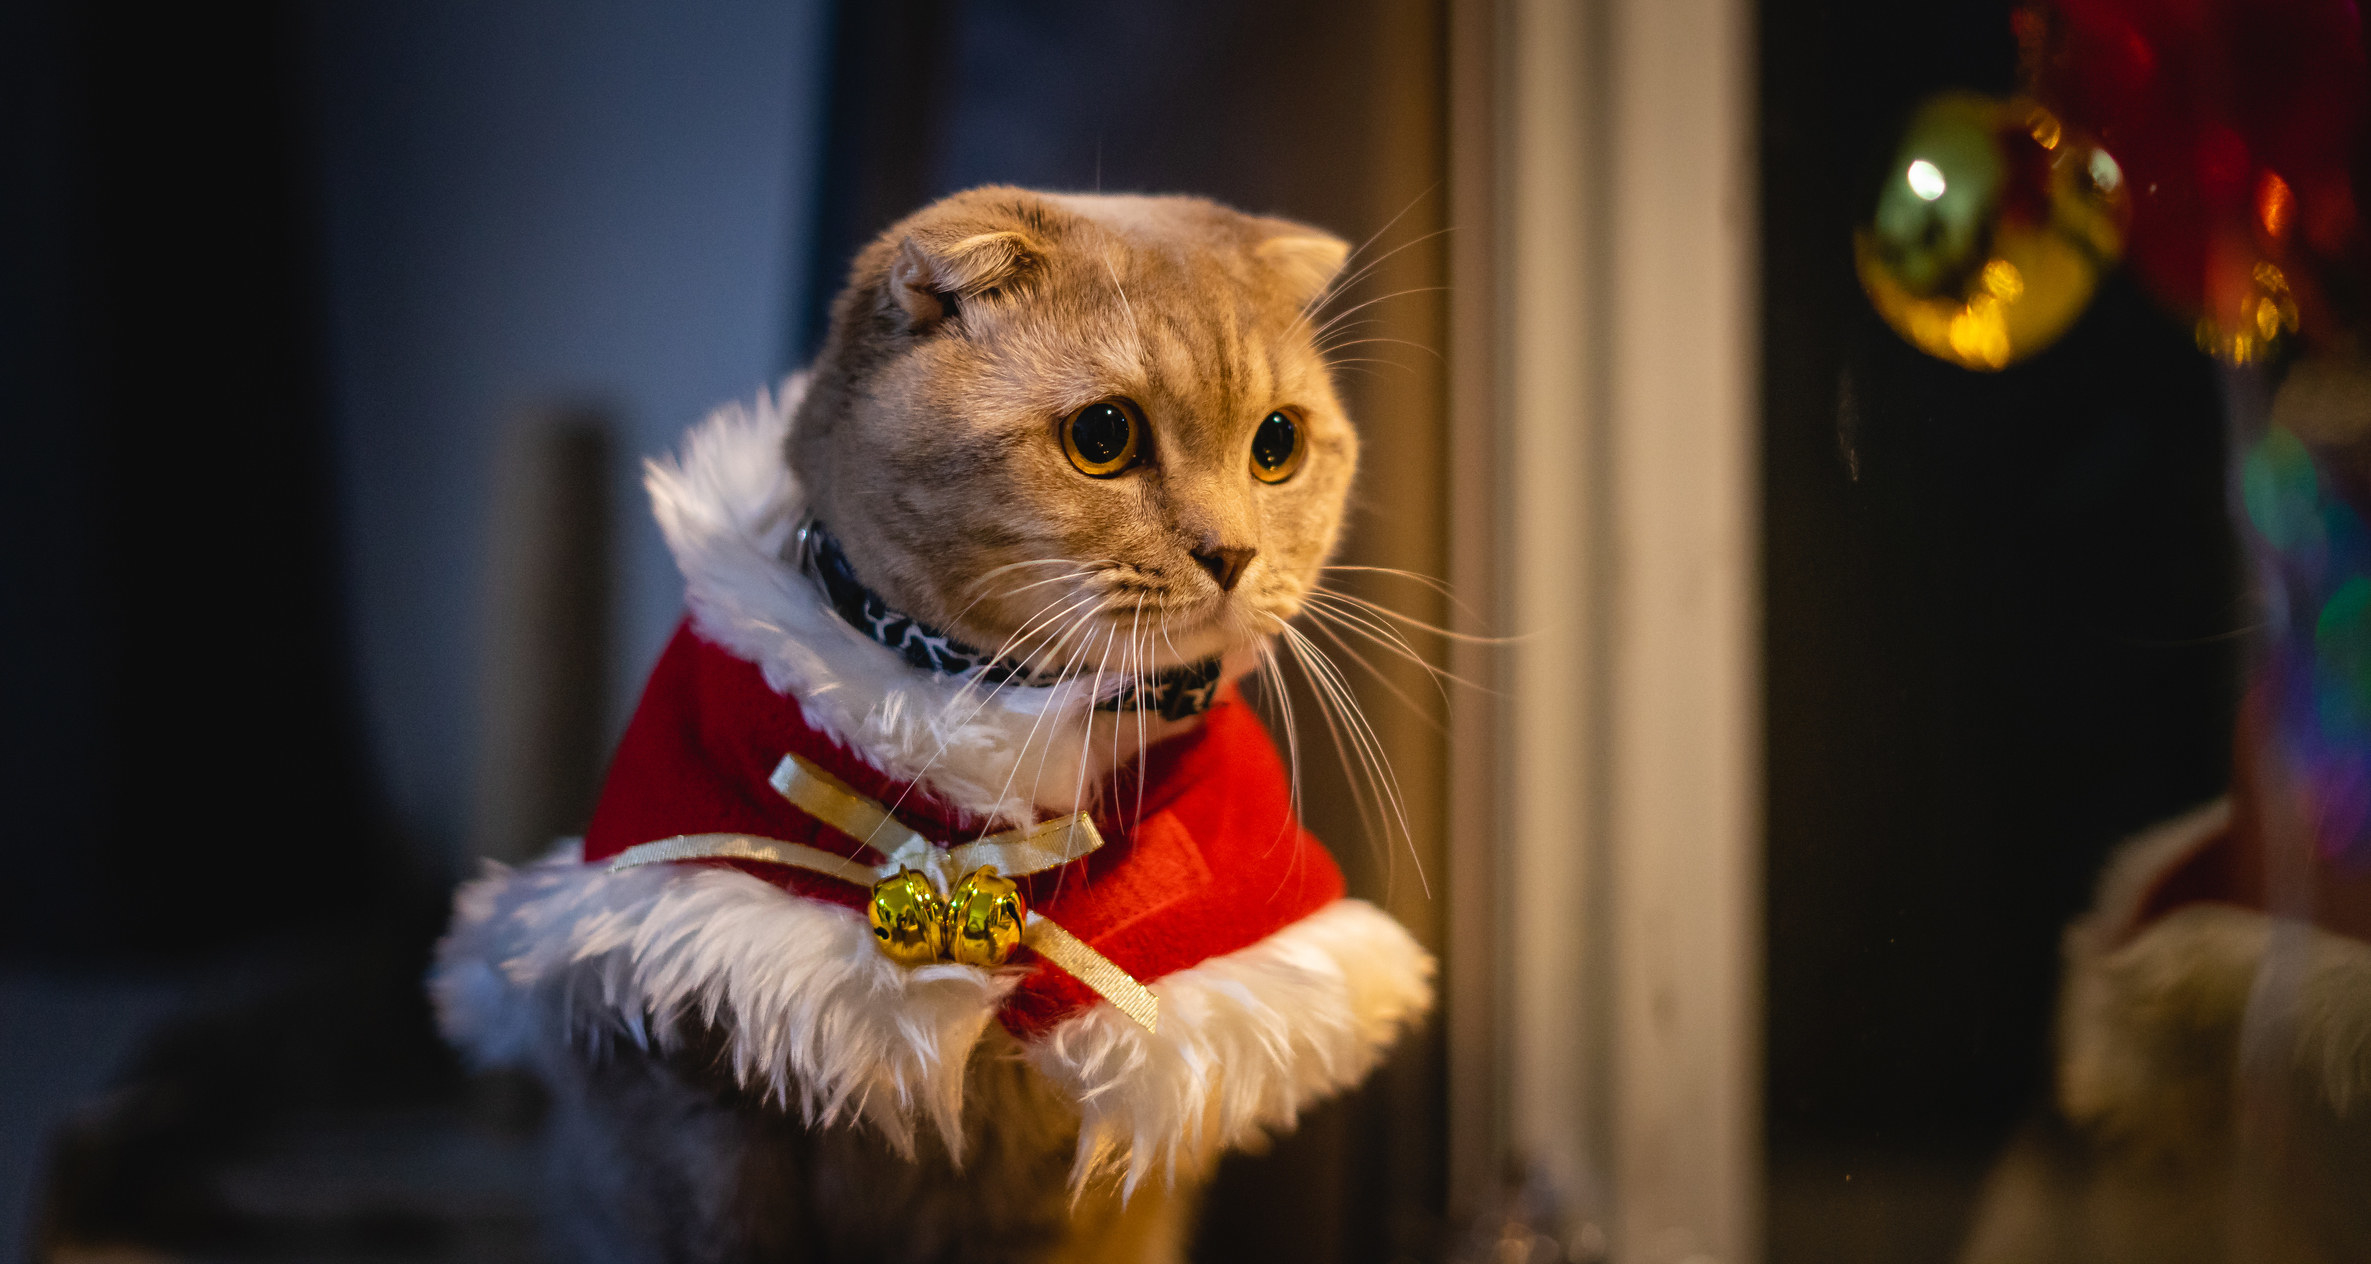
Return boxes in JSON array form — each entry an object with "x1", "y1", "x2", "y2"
[{"x1": 583, "y1": 621, "x2": 1347, "y2": 1035}]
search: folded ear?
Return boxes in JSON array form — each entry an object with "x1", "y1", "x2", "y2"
[
  {"x1": 1255, "y1": 230, "x2": 1351, "y2": 310},
  {"x1": 887, "y1": 228, "x2": 1042, "y2": 332}
]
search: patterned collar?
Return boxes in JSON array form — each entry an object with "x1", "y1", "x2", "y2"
[{"x1": 797, "y1": 523, "x2": 1224, "y2": 721}]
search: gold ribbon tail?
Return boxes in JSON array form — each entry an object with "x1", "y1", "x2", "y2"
[
  {"x1": 606, "y1": 833, "x2": 880, "y2": 885},
  {"x1": 1024, "y1": 912, "x2": 1159, "y2": 1033}
]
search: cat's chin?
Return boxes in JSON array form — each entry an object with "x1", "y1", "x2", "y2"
[
  {"x1": 977, "y1": 603, "x2": 1249, "y2": 675},
  {"x1": 1117, "y1": 603, "x2": 1267, "y2": 668}
]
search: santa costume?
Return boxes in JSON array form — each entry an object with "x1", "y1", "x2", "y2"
[{"x1": 430, "y1": 381, "x2": 1434, "y2": 1192}]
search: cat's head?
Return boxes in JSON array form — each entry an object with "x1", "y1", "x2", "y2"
[{"x1": 791, "y1": 186, "x2": 1356, "y2": 673}]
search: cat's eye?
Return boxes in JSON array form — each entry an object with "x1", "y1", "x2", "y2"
[
  {"x1": 1062, "y1": 399, "x2": 1143, "y2": 477},
  {"x1": 1250, "y1": 410, "x2": 1304, "y2": 483}
]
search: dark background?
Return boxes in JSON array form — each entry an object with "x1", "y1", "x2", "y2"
[
  {"x1": 0, "y1": 1, "x2": 383, "y2": 960},
  {"x1": 1761, "y1": 1, "x2": 2239, "y2": 1258},
  {"x1": 0, "y1": 0, "x2": 2244, "y2": 1261}
]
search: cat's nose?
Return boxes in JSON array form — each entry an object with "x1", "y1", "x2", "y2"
[{"x1": 1191, "y1": 545, "x2": 1257, "y2": 592}]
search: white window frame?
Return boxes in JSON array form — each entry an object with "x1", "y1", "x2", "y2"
[{"x1": 1449, "y1": 1, "x2": 1761, "y2": 1259}]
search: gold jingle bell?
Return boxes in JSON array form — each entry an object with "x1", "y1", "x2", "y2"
[
  {"x1": 1855, "y1": 92, "x2": 2127, "y2": 370},
  {"x1": 944, "y1": 866, "x2": 1027, "y2": 968},
  {"x1": 866, "y1": 865, "x2": 1028, "y2": 969},
  {"x1": 867, "y1": 868, "x2": 946, "y2": 967}
]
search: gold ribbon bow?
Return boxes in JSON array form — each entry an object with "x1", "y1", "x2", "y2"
[{"x1": 605, "y1": 753, "x2": 1159, "y2": 1032}]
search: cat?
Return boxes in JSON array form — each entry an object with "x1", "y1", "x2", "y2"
[{"x1": 432, "y1": 187, "x2": 1436, "y2": 1263}]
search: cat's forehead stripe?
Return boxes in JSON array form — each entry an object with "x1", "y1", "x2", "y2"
[{"x1": 1131, "y1": 302, "x2": 1277, "y2": 434}]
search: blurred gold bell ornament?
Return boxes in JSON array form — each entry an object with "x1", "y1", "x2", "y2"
[{"x1": 1855, "y1": 91, "x2": 2128, "y2": 370}]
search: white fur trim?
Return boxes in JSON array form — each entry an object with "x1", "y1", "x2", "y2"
[
  {"x1": 431, "y1": 841, "x2": 1010, "y2": 1156},
  {"x1": 430, "y1": 849, "x2": 1433, "y2": 1184},
  {"x1": 1028, "y1": 896, "x2": 1434, "y2": 1193},
  {"x1": 2056, "y1": 799, "x2": 2371, "y2": 1138},
  {"x1": 647, "y1": 378, "x2": 1218, "y2": 823}
]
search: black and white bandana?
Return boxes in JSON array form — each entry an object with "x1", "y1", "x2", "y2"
[{"x1": 798, "y1": 523, "x2": 1225, "y2": 721}]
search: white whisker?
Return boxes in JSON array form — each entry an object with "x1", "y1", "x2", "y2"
[
  {"x1": 1306, "y1": 285, "x2": 1450, "y2": 345},
  {"x1": 1308, "y1": 581, "x2": 1513, "y2": 644},
  {"x1": 1059, "y1": 622, "x2": 1122, "y2": 820},
  {"x1": 1113, "y1": 595, "x2": 1145, "y2": 822},
  {"x1": 1102, "y1": 252, "x2": 1145, "y2": 356},
  {"x1": 1252, "y1": 631, "x2": 1307, "y2": 851},
  {"x1": 1270, "y1": 616, "x2": 1390, "y2": 870},
  {"x1": 1314, "y1": 222, "x2": 1451, "y2": 312},
  {"x1": 877, "y1": 587, "x2": 1104, "y2": 828},
  {"x1": 1284, "y1": 209, "x2": 1447, "y2": 345},
  {"x1": 1312, "y1": 335, "x2": 1445, "y2": 366},
  {"x1": 1007, "y1": 605, "x2": 1115, "y2": 822},
  {"x1": 1276, "y1": 619, "x2": 1426, "y2": 897},
  {"x1": 1299, "y1": 593, "x2": 1481, "y2": 694},
  {"x1": 935, "y1": 590, "x2": 1102, "y2": 722},
  {"x1": 1299, "y1": 609, "x2": 1450, "y2": 728}
]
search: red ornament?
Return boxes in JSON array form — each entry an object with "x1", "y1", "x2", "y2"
[{"x1": 2025, "y1": 0, "x2": 2369, "y2": 357}]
